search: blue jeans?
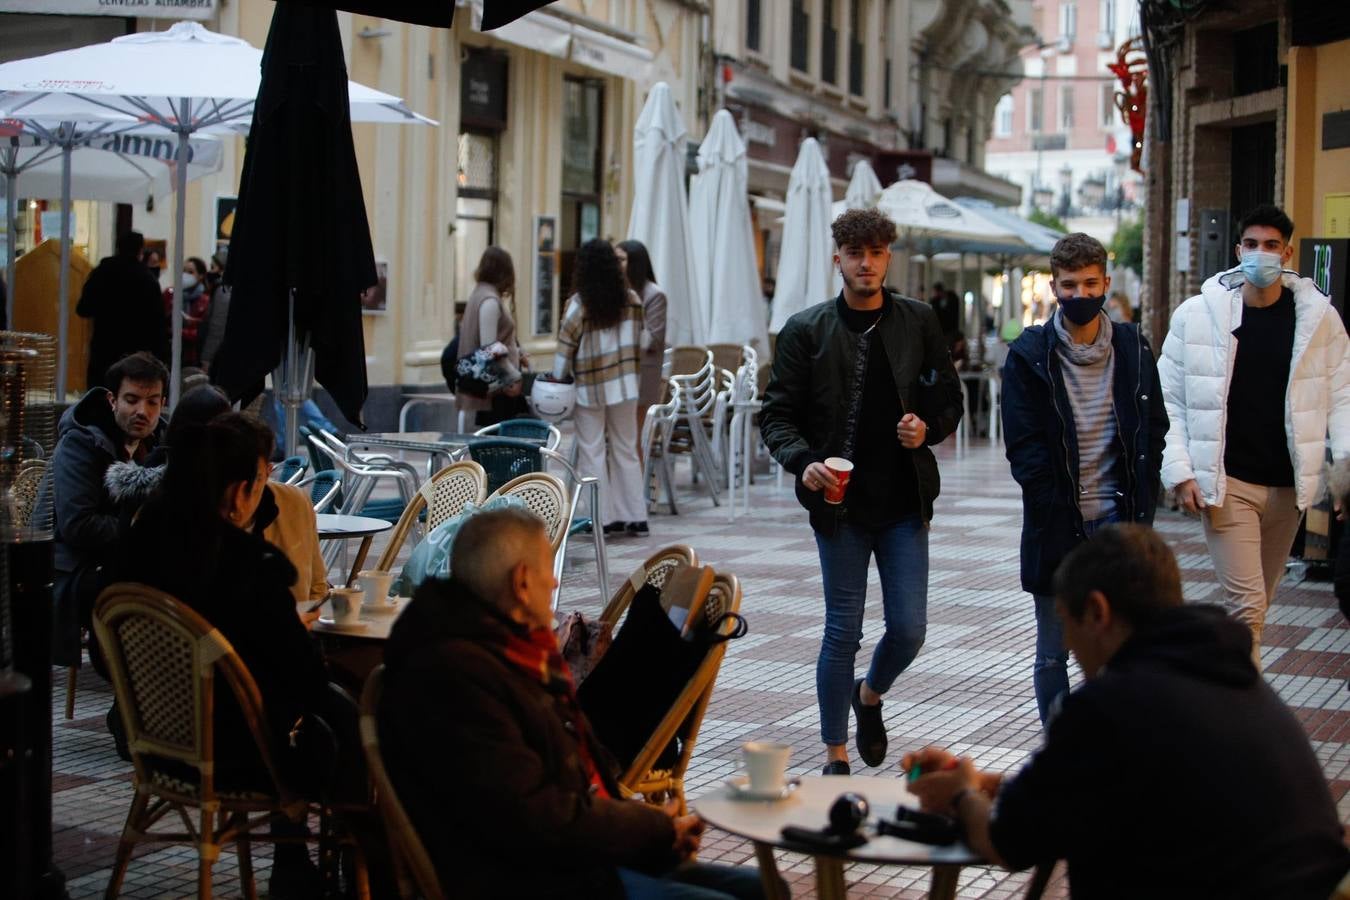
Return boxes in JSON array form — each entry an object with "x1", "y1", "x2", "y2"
[
  {"x1": 814, "y1": 516, "x2": 929, "y2": 746},
  {"x1": 1032, "y1": 510, "x2": 1120, "y2": 724},
  {"x1": 617, "y1": 862, "x2": 769, "y2": 899}
]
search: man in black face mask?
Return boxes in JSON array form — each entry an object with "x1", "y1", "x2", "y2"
[{"x1": 1000, "y1": 232, "x2": 1168, "y2": 725}]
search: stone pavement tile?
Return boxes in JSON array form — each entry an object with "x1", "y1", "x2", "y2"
[{"x1": 48, "y1": 439, "x2": 1349, "y2": 898}]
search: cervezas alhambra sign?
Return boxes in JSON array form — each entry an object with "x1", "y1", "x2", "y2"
[{"x1": 0, "y1": 0, "x2": 216, "y2": 18}]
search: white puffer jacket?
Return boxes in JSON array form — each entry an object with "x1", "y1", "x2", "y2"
[{"x1": 1158, "y1": 267, "x2": 1350, "y2": 510}]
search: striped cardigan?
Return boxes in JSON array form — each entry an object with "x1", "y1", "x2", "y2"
[{"x1": 552, "y1": 290, "x2": 645, "y2": 407}]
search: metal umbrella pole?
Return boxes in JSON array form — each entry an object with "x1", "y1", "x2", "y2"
[
  {"x1": 168, "y1": 99, "x2": 190, "y2": 407},
  {"x1": 56, "y1": 122, "x2": 73, "y2": 400},
  {"x1": 3, "y1": 140, "x2": 17, "y2": 328},
  {"x1": 273, "y1": 289, "x2": 314, "y2": 457}
]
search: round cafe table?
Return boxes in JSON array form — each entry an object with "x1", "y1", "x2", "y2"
[
  {"x1": 315, "y1": 513, "x2": 394, "y2": 588},
  {"x1": 694, "y1": 774, "x2": 981, "y2": 899}
]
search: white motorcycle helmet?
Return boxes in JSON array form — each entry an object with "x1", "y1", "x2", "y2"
[{"x1": 529, "y1": 378, "x2": 576, "y2": 422}]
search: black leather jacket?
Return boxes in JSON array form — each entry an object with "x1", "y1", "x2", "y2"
[{"x1": 760, "y1": 290, "x2": 964, "y2": 532}]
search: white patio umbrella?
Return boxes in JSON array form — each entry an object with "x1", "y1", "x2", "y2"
[
  {"x1": 0, "y1": 21, "x2": 432, "y2": 400},
  {"x1": 769, "y1": 138, "x2": 833, "y2": 334},
  {"x1": 627, "y1": 82, "x2": 703, "y2": 346},
  {"x1": 830, "y1": 158, "x2": 885, "y2": 292},
  {"x1": 688, "y1": 110, "x2": 767, "y2": 353},
  {"x1": 1, "y1": 128, "x2": 222, "y2": 327},
  {"x1": 875, "y1": 179, "x2": 1017, "y2": 244}
]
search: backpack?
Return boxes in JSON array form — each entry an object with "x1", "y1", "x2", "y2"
[{"x1": 440, "y1": 335, "x2": 459, "y2": 392}]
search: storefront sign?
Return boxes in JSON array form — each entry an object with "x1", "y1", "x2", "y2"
[
  {"x1": 460, "y1": 49, "x2": 508, "y2": 132},
  {"x1": 0, "y1": 0, "x2": 216, "y2": 18}
]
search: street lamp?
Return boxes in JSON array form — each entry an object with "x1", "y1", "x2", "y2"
[{"x1": 1057, "y1": 164, "x2": 1073, "y2": 221}]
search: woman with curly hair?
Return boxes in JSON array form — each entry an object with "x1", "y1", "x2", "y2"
[{"x1": 553, "y1": 238, "x2": 648, "y2": 536}]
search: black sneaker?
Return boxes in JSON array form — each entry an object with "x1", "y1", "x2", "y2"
[
  {"x1": 626, "y1": 521, "x2": 650, "y2": 537},
  {"x1": 822, "y1": 760, "x2": 851, "y2": 776},
  {"x1": 603, "y1": 521, "x2": 627, "y2": 535},
  {"x1": 852, "y1": 677, "x2": 887, "y2": 767}
]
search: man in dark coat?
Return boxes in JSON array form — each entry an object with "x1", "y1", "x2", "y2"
[
  {"x1": 1000, "y1": 232, "x2": 1167, "y2": 724},
  {"x1": 76, "y1": 231, "x2": 169, "y2": 390},
  {"x1": 379, "y1": 507, "x2": 766, "y2": 899},
  {"x1": 760, "y1": 208, "x2": 964, "y2": 777},
  {"x1": 45, "y1": 352, "x2": 168, "y2": 668},
  {"x1": 906, "y1": 525, "x2": 1349, "y2": 900}
]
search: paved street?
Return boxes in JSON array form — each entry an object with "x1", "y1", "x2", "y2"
[{"x1": 50, "y1": 437, "x2": 1349, "y2": 898}]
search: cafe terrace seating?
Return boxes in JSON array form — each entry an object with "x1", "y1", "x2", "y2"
[
  {"x1": 372, "y1": 460, "x2": 488, "y2": 572},
  {"x1": 92, "y1": 583, "x2": 370, "y2": 900}
]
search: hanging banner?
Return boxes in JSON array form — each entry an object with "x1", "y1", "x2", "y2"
[{"x1": 0, "y1": 0, "x2": 216, "y2": 18}]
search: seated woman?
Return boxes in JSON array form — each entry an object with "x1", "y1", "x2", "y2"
[
  {"x1": 107, "y1": 385, "x2": 327, "y2": 626},
  {"x1": 112, "y1": 413, "x2": 375, "y2": 895}
]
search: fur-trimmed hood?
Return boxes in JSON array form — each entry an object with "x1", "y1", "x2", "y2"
[{"x1": 104, "y1": 461, "x2": 164, "y2": 506}]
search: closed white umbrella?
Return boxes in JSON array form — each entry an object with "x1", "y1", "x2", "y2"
[
  {"x1": 627, "y1": 82, "x2": 702, "y2": 346},
  {"x1": 769, "y1": 138, "x2": 833, "y2": 335},
  {"x1": 687, "y1": 110, "x2": 767, "y2": 353},
  {"x1": 0, "y1": 21, "x2": 433, "y2": 400}
]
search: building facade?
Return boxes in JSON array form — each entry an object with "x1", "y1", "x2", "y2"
[
  {"x1": 983, "y1": 0, "x2": 1143, "y2": 241},
  {"x1": 2, "y1": 0, "x2": 1041, "y2": 425},
  {"x1": 1138, "y1": 0, "x2": 1350, "y2": 348}
]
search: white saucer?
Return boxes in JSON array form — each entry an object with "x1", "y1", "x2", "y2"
[
  {"x1": 725, "y1": 776, "x2": 801, "y2": 802},
  {"x1": 362, "y1": 598, "x2": 402, "y2": 616},
  {"x1": 318, "y1": 617, "x2": 369, "y2": 633}
]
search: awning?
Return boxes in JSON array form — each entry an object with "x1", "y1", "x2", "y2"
[{"x1": 471, "y1": 1, "x2": 652, "y2": 83}]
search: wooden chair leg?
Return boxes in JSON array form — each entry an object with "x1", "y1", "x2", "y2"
[
  {"x1": 235, "y1": 828, "x2": 258, "y2": 900},
  {"x1": 65, "y1": 665, "x2": 77, "y2": 719},
  {"x1": 197, "y1": 807, "x2": 219, "y2": 900},
  {"x1": 103, "y1": 791, "x2": 149, "y2": 899}
]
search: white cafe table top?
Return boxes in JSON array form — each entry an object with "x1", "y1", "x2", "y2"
[
  {"x1": 315, "y1": 514, "x2": 395, "y2": 539},
  {"x1": 312, "y1": 594, "x2": 408, "y2": 641},
  {"x1": 693, "y1": 774, "x2": 980, "y2": 866}
]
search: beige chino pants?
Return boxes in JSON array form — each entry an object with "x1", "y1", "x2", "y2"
[
  {"x1": 1201, "y1": 476, "x2": 1303, "y2": 669},
  {"x1": 573, "y1": 399, "x2": 646, "y2": 525}
]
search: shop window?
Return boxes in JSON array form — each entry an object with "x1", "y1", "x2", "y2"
[
  {"x1": 995, "y1": 94, "x2": 1014, "y2": 137},
  {"x1": 454, "y1": 130, "x2": 499, "y2": 310},
  {"x1": 553, "y1": 77, "x2": 604, "y2": 336}
]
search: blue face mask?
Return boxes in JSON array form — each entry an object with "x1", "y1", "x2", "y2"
[
  {"x1": 1240, "y1": 250, "x2": 1284, "y2": 289},
  {"x1": 1057, "y1": 293, "x2": 1106, "y2": 326}
]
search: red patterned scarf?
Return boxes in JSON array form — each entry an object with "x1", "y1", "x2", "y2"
[{"x1": 500, "y1": 625, "x2": 611, "y2": 799}]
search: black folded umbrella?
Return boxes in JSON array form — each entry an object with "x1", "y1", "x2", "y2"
[
  {"x1": 276, "y1": 0, "x2": 557, "y2": 29},
  {"x1": 212, "y1": 3, "x2": 376, "y2": 431}
]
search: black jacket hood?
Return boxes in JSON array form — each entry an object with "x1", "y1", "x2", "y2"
[{"x1": 1108, "y1": 604, "x2": 1258, "y2": 688}]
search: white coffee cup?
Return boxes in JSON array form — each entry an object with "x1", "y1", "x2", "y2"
[
  {"x1": 357, "y1": 569, "x2": 395, "y2": 609},
  {"x1": 329, "y1": 587, "x2": 363, "y2": 625},
  {"x1": 742, "y1": 741, "x2": 792, "y2": 793}
]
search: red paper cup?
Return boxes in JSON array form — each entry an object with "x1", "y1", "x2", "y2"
[{"x1": 823, "y1": 457, "x2": 854, "y2": 505}]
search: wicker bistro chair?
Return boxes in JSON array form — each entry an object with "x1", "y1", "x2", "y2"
[
  {"x1": 490, "y1": 472, "x2": 574, "y2": 609},
  {"x1": 11, "y1": 457, "x2": 47, "y2": 526},
  {"x1": 92, "y1": 583, "x2": 369, "y2": 900},
  {"x1": 358, "y1": 666, "x2": 446, "y2": 900},
  {"x1": 469, "y1": 439, "x2": 610, "y2": 602},
  {"x1": 594, "y1": 566, "x2": 743, "y2": 814},
  {"x1": 373, "y1": 460, "x2": 488, "y2": 573}
]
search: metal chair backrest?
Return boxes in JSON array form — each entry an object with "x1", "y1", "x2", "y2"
[
  {"x1": 297, "y1": 470, "x2": 343, "y2": 513},
  {"x1": 467, "y1": 437, "x2": 543, "y2": 495},
  {"x1": 358, "y1": 666, "x2": 447, "y2": 900},
  {"x1": 272, "y1": 455, "x2": 306, "y2": 485},
  {"x1": 490, "y1": 472, "x2": 569, "y2": 551},
  {"x1": 300, "y1": 426, "x2": 336, "y2": 473},
  {"x1": 93, "y1": 583, "x2": 297, "y2": 809},
  {"x1": 10, "y1": 459, "x2": 47, "y2": 527},
  {"x1": 475, "y1": 418, "x2": 562, "y2": 451},
  {"x1": 374, "y1": 461, "x2": 489, "y2": 573}
]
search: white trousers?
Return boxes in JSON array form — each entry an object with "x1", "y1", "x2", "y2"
[{"x1": 573, "y1": 399, "x2": 646, "y2": 524}]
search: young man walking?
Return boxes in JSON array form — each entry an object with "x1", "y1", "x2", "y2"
[
  {"x1": 1001, "y1": 232, "x2": 1167, "y2": 724},
  {"x1": 1159, "y1": 204, "x2": 1350, "y2": 666},
  {"x1": 761, "y1": 208, "x2": 963, "y2": 775}
]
